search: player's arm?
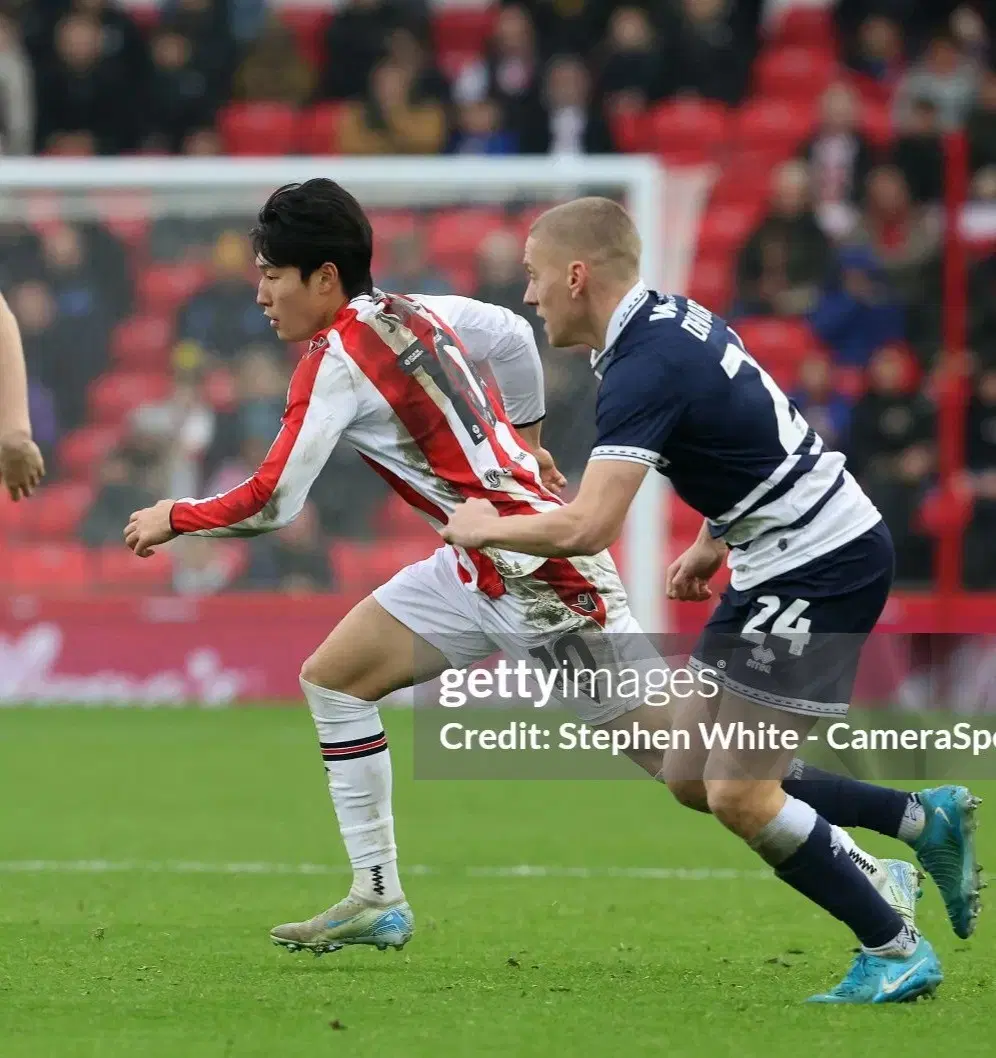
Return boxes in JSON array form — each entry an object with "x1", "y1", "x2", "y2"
[
  {"x1": 0, "y1": 290, "x2": 45, "y2": 500},
  {"x1": 442, "y1": 457, "x2": 647, "y2": 556},
  {"x1": 124, "y1": 350, "x2": 357, "y2": 557},
  {"x1": 442, "y1": 340, "x2": 684, "y2": 556}
]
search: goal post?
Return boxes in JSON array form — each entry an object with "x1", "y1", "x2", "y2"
[{"x1": 0, "y1": 155, "x2": 671, "y2": 630}]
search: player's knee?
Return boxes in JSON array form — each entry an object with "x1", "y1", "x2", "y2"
[
  {"x1": 704, "y1": 781, "x2": 752, "y2": 829},
  {"x1": 665, "y1": 778, "x2": 709, "y2": 813}
]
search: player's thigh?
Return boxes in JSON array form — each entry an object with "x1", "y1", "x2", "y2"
[{"x1": 301, "y1": 549, "x2": 492, "y2": 701}]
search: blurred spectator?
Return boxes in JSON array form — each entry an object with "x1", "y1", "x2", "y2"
[
  {"x1": 803, "y1": 82, "x2": 877, "y2": 239},
  {"x1": 967, "y1": 67, "x2": 996, "y2": 175},
  {"x1": 144, "y1": 30, "x2": 217, "y2": 152},
  {"x1": 226, "y1": 0, "x2": 268, "y2": 47},
  {"x1": 0, "y1": 222, "x2": 41, "y2": 287},
  {"x1": 847, "y1": 165, "x2": 941, "y2": 307},
  {"x1": 130, "y1": 364, "x2": 214, "y2": 500},
  {"x1": 40, "y1": 223, "x2": 111, "y2": 345},
  {"x1": 182, "y1": 126, "x2": 222, "y2": 154},
  {"x1": 735, "y1": 161, "x2": 832, "y2": 317},
  {"x1": 847, "y1": 343, "x2": 935, "y2": 583},
  {"x1": 515, "y1": 55, "x2": 612, "y2": 155},
  {"x1": 845, "y1": 14, "x2": 904, "y2": 94},
  {"x1": 808, "y1": 244, "x2": 905, "y2": 368},
  {"x1": 0, "y1": 14, "x2": 33, "y2": 154},
  {"x1": 171, "y1": 535, "x2": 240, "y2": 595},
  {"x1": 78, "y1": 448, "x2": 158, "y2": 548},
  {"x1": 203, "y1": 348, "x2": 288, "y2": 480},
  {"x1": 67, "y1": 0, "x2": 150, "y2": 83},
  {"x1": 177, "y1": 231, "x2": 278, "y2": 360},
  {"x1": 890, "y1": 97, "x2": 945, "y2": 205},
  {"x1": 379, "y1": 231, "x2": 452, "y2": 296},
  {"x1": 449, "y1": 98, "x2": 516, "y2": 155},
  {"x1": 35, "y1": 13, "x2": 137, "y2": 154},
  {"x1": 454, "y1": 5, "x2": 539, "y2": 117},
  {"x1": 595, "y1": 6, "x2": 657, "y2": 114},
  {"x1": 233, "y1": 14, "x2": 314, "y2": 105},
  {"x1": 964, "y1": 366, "x2": 996, "y2": 587},
  {"x1": 961, "y1": 166, "x2": 996, "y2": 246},
  {"x1": 654, "y1": 0, "x2": 745, "y2": 106},
  {"x1": 968, "y1": 250, "x2": 996, "y2": 363},
  {"x1": 518, "y1": 0, "x2": 604, "y2": 57},
  {"x1": 894, "y1": 32, "x2": 979, "y2": 131},
  {"x1": 241, "y1": 501, "x2": 333, "y2": 592},
  {"x1": 386, "y1": 26, "x2": 450, "y2": 105},
  {"x1": 474, "y1": 230, "x2": 528, "y2": 316},
  {"x1": 27, "y1": 377, "x2": 58, "y2": 471},
  {"x1": 950, "y1": 3, "x2": 991, "y2": 67},
  {"x1": 338, "y1": 60, "x2": 447, "y2": 155},
  {"x1": 319, "y1": 0, "x2": 399, "y2": 101},
  {"x1": 160, "y1": 0, "x2": 234, "y2": 101},
  {"x1": 8, "y1": 278, "x2": 103, "y2": 431},
  {"x1": 790, "y1": 354, "x2": 851, "y2": 451}
]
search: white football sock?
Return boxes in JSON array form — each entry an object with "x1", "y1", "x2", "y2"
[
  {"x1": 301, "y1": 678, "x2": 403, "y2": 905},
  {"x1": 897, "y1": 796, "x2": 927, "y2": 843}
]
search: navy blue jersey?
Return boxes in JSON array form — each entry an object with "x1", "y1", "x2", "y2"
[{"x1": 590, "y1": 285, "x2": 881, "y2": 589}]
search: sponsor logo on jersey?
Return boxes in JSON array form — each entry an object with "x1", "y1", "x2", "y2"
[
  {"x1": 484, "y1": 469, "x2": 503, "y2": 489},
  {"x1": 308, "y1": 335, "x2": 329, "y2": 355},
  {"x1": 573, "y1": 592, "x2": 599, "y2": 614},
  {"x1": 746, "y1": 642, "x2": 775, "y2": 675}
]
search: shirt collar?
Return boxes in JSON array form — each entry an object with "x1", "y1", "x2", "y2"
[{"x1": 590, "y1": 280, "x2": 649, "y2": 378}]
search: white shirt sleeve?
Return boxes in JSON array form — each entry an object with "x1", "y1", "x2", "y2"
[{"x1": 413, "y1": 294, "x2": 546, "y2": 426}]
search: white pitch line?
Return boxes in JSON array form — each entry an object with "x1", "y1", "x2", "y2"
[{"x1": 0, "y1": 860, "x2": 772, "y2": 881}]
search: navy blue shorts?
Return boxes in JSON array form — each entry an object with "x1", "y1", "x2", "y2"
[{"x1": 689, "y1": 522, "x2": 894, "y2": 718}]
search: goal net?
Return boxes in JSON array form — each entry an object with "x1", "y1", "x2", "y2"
[{"x1": 0, "y1": 156, "x2": 710, "y2": 701}]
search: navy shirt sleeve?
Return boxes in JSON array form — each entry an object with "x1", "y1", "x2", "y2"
[{"x1": 590, "y1": 342, "x2": 687, "y2": 468}]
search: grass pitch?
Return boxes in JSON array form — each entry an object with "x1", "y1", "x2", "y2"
[{"x1": 0, "y1": 706, "x2": 993, "y2": 1058}]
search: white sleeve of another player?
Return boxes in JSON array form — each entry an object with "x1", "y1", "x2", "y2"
[{"x1": 413, "y1": 293, "x2": 545, "y2": 426}]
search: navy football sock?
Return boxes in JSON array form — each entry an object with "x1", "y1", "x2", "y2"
[
  {"x1": 751, "y1": 796, "x2": 906, "y2": 949},
  {"x1": 782, "y1": 759, "x2": 911, "y2": 838}
]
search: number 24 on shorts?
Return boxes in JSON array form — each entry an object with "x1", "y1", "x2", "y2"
[{"x1": 741, "y1": 596, "x2": 812, "y2": 657}]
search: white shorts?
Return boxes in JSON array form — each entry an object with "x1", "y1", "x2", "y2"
[{"x1": 373, "y1": 546, "x2": 662, "y2": 725}]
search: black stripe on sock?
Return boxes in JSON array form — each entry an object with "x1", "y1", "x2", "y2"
[
  {"x1": 321, "y1": 743, "x2": 388, "y2": 762},
  {"x1": 320, "y1": 731, "x2": 388, "y2": 750}
]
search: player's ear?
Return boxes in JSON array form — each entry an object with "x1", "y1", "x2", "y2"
[
  {"x1": 316, "y1": 261, "x2": 340, "y2": 292},
  {"x1": 567, "y1": 260, "x2": 586, "y2": 299}
]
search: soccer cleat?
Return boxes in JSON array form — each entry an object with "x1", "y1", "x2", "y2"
[
  {"x1": 807, "y1": 936, "x2": 943, "y2": 1004},
  {"x1": 270, "y1": 894, "x2": 414, "y2": 956},
  {"x1": 910, "y1": 786, "x2": 983, "y2": 939},
  {"x1": 881, "y1": 858, "x2": 923, "y2": 929}
]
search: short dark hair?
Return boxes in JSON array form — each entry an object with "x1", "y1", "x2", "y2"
[{"x1": 250, "y1": 179, "x2": 374, "y2": 297}]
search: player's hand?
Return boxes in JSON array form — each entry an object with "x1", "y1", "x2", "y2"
[
  {"x1": 666, "y1": 540, "x2": 725, "y2": 602},
  {"x1": 533, "y1": 446, "x2": 567, "y2": 494},
  {"x1": 0, "y1": 430, "x2": 45, "y2": 501},
  {"x1": 440, "y1": 498, "x2": 501, "y2": 549},
  {"x1": 124, "y1": 499, "x2": 177, "y2": 558}
]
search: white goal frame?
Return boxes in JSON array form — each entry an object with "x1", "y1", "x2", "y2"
[{"x1": 0, "y1": 155, "x2": 669, "y2": 631}]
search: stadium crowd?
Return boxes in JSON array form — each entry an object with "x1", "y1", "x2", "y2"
[{"x1": 0, "y1": 0, "x2": 994, "y2": 593}]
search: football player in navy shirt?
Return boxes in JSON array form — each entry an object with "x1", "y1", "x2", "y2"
[{"x1": 444, "y1": 196, "x2": 982, "y2": 1002}]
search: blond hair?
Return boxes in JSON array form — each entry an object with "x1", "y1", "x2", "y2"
[{"x1": 529, "y1": 197, "x2": 641, "y2": 280}]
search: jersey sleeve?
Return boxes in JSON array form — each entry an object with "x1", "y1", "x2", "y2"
[
  {"x1": 590, "y1": 344, "x2": 687, "y2": 468},
  {"x1": 413, "y1": 293, "x2": 545, "y2": 426},
  {"x1": 170, "y1": 347, "x2": 357, "y2": 537}
]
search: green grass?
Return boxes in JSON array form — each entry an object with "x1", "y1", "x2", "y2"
[{"x1": 0, "y1": 707, "x2": 992, "y2": 1058}]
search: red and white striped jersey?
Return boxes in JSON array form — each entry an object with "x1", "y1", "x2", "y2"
[{"x1": 170, "y1": 292, "x2": 621, "y2": 612}]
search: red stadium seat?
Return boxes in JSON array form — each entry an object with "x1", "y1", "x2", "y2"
[
  {"x1": 768, "y1": 7, "x2": 836, "y2": 49},
  {"x1": 58, "y1": 425, "x2": 122, "y2": 481},
  {"x1": 0, "y1": 495, "x2": 29, "y2": 538},
  {"x1": 94, "y1": 546, "x2": 173, "y2": 591},
  {"x1": 432, "y1": 8, "x2": 498, "y2": 53},
  {"x1": 860, "y1": 97, "x2": 894, "y2": 149},
  {"x1": 608, "y1": 107, "x2": 649, "y2": 153},
  {"x1": 110, "y1": 314, "x2": 175, "y2": 371},
  {"x1": 695, "y1": 202, "x2": 762, "y2": 258},
  {"x1": 670, "y1": 497, "x2": 702, "y2": 536},
  {"x1": 426, "y1": 209, "x2": 506, "y2": 266},
  {"x1": 3, "y1": 543, "x2": 92, "y2": 591},
  {"x1": 733, "y1": 98, "x2": 816, "y2": 158},
  {"x1": 217, "y1": 103, "x2": 299, "y2": 156},
  {"x1": 709, "y1": 164, "x2": 774, "y2": 207},
  {"x1": 297, "y1": 103, "x2": 345, "y2": 154},
  {"x1": 646, "y1": 100, "x2": 729, "y2": 165},
  {"x1": 95, "y1": 192, "x2": 153, "y2": 252},
  {"x1": 26, "y1": 483, "x2": 93, "y2": 540},
  {"x1": 686, "y1": 255, "x2": 733, "y2": 314},
  {"x1": 754, "y1": 47, "x2": 839, "y2": 101},
  {"x1": 136, "y1": 263, "x2": 211, "y2": 314},
  {"x1": 438, "y1": 49, "x2": 479, "y2": 82},
  {"x1": 88, "y1": 372, "x2": 172, "y2": 426},
  {"x1": 731, "y1": 317, "x2": 817, "y2": 376}
]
